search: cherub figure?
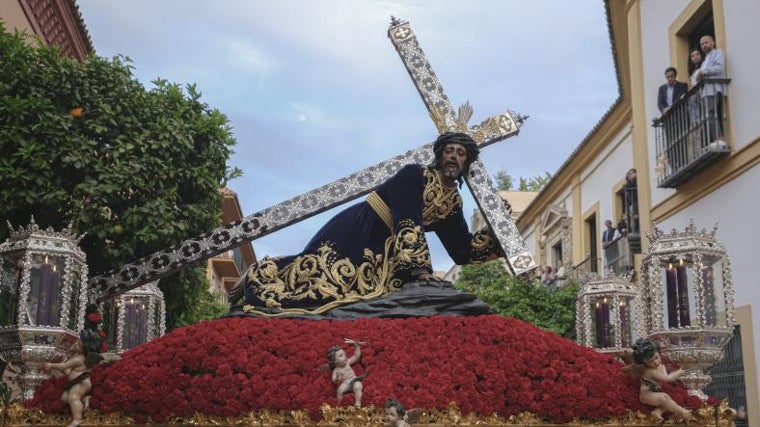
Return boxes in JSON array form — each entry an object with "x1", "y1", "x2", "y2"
[
  {"x1": 327, "y1": 338, "x2": 367, "y2": 408},
  {"x1": 44, "y1": 330, "x2": 104, "y2": 427},
  {"x1": 384, "y1": 398, "x2": 412, "y2": 427},
  {"x1": 621, "y1": 338, "x2": 692, "y2": 422}
]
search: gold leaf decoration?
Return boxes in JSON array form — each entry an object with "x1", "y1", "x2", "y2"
[
  {"x1": 428, "y1": 107, "x2": 451, "y2": 134},
  {"x1": 1, "y1": 401, "x2": 736, "y2": 426}
]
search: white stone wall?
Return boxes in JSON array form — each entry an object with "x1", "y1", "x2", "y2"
[
  {"x1": 640, "y1": 0, "x2": 689, "y2": 207},
  {"x1": 658, "y1": 164, "x2": 760, "y2": 395},
  {"x1": 722, "y1": 0, "x2": 760, "y2": 149}
]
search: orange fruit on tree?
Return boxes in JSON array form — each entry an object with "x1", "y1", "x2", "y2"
[{"x1": 69, "y1": 107, "x2": 84, "y2": 118}]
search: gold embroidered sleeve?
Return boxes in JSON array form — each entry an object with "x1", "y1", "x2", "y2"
[
  {"x1": 469, "y1": 228, "x2": 505, "y2": 263},
  {"x1": 392, "y1": 218, "x2": 432, "y2": 273}
]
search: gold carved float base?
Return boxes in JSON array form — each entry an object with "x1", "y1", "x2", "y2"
[{"x1": 2, "y1": 401, "x2": 736, "y2": 426}]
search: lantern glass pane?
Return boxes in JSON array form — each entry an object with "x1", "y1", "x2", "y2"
[
  {"x1": 619, "y1": 298, "x2": 634, "y2": 348},
  {"x1": 590, "y1": 297, "x2": 613, "y2": 348},
  {"x1": 27, "y1": 254, "x2": 62, "y2": 327},
  {"x1": 154, "y1": 300, "x2": 162, "y2": 336},
  {"x1": 701, "y1": 256, "x2": 727, "y2": 327},
  {"x1": 123, "y1": 296, "x2": 149, "y2": 349},
  {"x1": 67, "y1": 268, "x2": 82, "y2": 331},
  {"x1": 0, "y1": 258, "x2": 20, "y2": 326},
  {"x1": 660, "y1": 260, "x2": 694, "y2": 328}
]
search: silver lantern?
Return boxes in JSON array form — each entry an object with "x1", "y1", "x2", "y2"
[
  {"x1": 640, "y1": 220, "x2": 735, "y2": 400},
  {"x1": 0, "y1": 219, "x2": 88, "y2": 400},
  {"x1": 576, "y1": 275, "x2": 638, "y2": 353},
  {"x1": 108, "y1": 281, "x2": 165, "y2": 352}
]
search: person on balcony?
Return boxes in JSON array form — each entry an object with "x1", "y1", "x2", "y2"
[
  {"x1": 687, "y1": 48, "x2": 705, "y2": 126},
  {"x1": 624, "y1": 169, "x2": 639, "y2": 235},
  {"x1": 602, "y1": 220, "x2": 620, "y2": 249},
  {"x1": 602, "y1": 220, "x2": 621, "y2": 275},
  {"x1": 657, "y1": 67, "x2": 688, "y2": 174},
  {"x1": 693, "y1": 35, "x2": 727, "y2": 148},
  {"x1": 540, "y1": 266, "x2": 557, "y2": 287},
  {"x1": 616, "y1": 215, "x2": 628, "y2": 237},
  {"x1": 657, "y1": 67, "x2": 688, "y2": 115}
]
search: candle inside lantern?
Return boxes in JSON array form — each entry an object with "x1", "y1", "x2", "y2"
[
  {"x1": 594, "y1": 297, "x2": 611, "y2": 348},
  {"x1": 665, "y1": 261, "x2": 691, "y2": 327},
  {"x1": 32, "y1": 257, "x2": 61, "y2": 326}
]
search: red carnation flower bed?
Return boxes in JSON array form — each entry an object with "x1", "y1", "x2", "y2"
[{"x1": 26, "y1": 315, "x2": 707, "y2": 423}]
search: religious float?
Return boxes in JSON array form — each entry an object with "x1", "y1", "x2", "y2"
[
  {"x1": 12, "y1": 313, "x2": 736, "y2": 426},
  {"x1": 0, "y1": 16, "x2": 738, "y2": 426}
]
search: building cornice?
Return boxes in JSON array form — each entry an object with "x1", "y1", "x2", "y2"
[{"x1": 19, "y1": 0, "x2": 94, "y2": 61}]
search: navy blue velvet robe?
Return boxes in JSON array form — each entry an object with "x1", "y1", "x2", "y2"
[{"x1": 243, "y1": 164, "x2": 500, "y2": 316}]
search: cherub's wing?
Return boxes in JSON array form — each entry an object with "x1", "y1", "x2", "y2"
[
  {"x1": 617, "y1": 348, "x2": 635, "y2": 365},
  {"x1": 621, "y1": 363, "x2": 645, "y2": 378},
  {"x1": 405, "y1": 408, "x2": 424, "y2": 424}
]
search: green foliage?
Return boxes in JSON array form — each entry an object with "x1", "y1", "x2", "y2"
[
  {"x1": 492, "y1": 170, "x2": 553, "y2": 192},
  {"x1": 170, "y1": 270, "x2": 230, "y2": 327},
  {"x1": 518, "y1": 171, "x2": 553, "y2": 191},
  {"x1": 454, "y1": 261, "x2": 580, "y2": 338},
  {"x1": 494, "y1": 170, "x2": 513, "y2": 190},
  {"x1": 0, "y1": 26, "x2": 241, "y2": 327}
]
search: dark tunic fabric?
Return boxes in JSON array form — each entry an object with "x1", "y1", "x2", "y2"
[{"x1": 243, "y1": 164, "x2": 501, "y2": 316}]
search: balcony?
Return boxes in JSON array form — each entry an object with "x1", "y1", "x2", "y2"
[
  {"x1": 210, "y1": 250, "x2": 242, "y2": 278},
  {"x1": 653, "y1": 78, "x2": 731, "y2": 188},
  {"x1": 603, "y1": 237, "x2": 634, "y2": 276}
]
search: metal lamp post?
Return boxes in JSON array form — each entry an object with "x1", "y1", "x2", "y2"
[
  {"x1": 576, "y1": 275, "x2": 638, "y2": 353},
  {"x1": 640, "y1": 220, "x2": 735, "y2": 399},
  {"x1": 0, "y1": 219, "x2": 88, "y2": 399}
]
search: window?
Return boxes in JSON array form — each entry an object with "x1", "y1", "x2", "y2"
[
  {"x1": 655, "y1": 5, "x2": 730, "y2": 188},
  {"x1": 551, "y1": 242, "x2": 562, "y2": 269},
  {"x1": 585, "y1": 214, "x2": 598, "y2": 273}
]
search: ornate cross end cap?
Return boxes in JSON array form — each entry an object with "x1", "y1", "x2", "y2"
[
  {"x1": 513, "y1": 112, "x2": 529, "y2": 125},
  {"x1": 389, "y1": 16, "x2": 406, "y2": 27},
  {"x1": 388, "y1": 16, "x2": 412, "y2": 41},
  {"x1": 429, "y1": 103, "x2": 524, "y2": 145}
]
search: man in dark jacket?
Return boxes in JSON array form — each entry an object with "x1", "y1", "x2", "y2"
[{"x1": 658, "y1": 67, "x2": 688, "y2": 114}]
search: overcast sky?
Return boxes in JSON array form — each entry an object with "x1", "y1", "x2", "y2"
[{"x1": 77, "y1": 0, "x2": 618, "y2": 272}]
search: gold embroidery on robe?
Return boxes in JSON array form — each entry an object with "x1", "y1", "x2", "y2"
[
  {"x1": 244, "y1": 167, "x2": 470, "y2": 317},
  {"x1": 392, "y1": 219, "x2": 431, "y2": 272},
  {"x1": 422, "y1": 168, "x2": 462, "y2": 225},
  {"x1": 469, "y1": 228, "x2": 502, "y2": 262},
  {"x1": 244, "y1": 239, "x2": 403, "y2": 316}
]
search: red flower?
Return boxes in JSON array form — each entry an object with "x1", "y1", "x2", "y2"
[
  {"x1": 87, "y1": 312, "x2": 101, "y2": 323},
  {"x1": 26, "y1": 315, "x2": 719, "y2": 424}
]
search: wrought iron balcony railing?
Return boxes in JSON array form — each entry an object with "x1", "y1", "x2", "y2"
[
  {"x1": 653, "y1": 78, "x2": 731, "y2": 188},
  {"x1": 603, "y1": 237, "x2": 633, "y2": 276}
]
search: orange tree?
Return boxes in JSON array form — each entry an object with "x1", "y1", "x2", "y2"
[{"x1": 0, "y1": 26, "x2": 241, "y2": 327}]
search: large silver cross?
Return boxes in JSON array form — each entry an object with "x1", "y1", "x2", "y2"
[
  {"x1": 90, "y1": 17, "x2": 537, "y2": 302},
  {"x1": 387, "y1": 17, "x2": 536, "y2": 272}
]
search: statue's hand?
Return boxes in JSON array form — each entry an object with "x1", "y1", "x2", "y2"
[{"x1": 344, "y1": 338, "x2": 366, "y2": 346}]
